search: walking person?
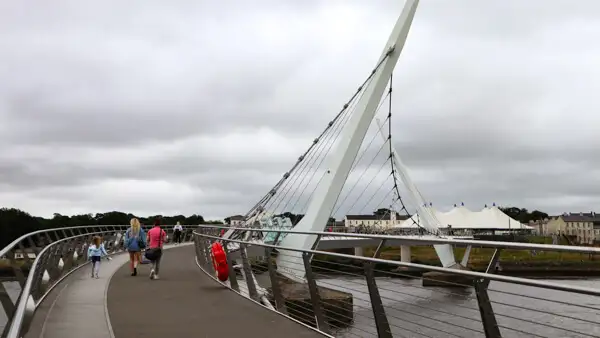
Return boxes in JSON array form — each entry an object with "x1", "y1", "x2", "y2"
[
  {"x1": 124, "y1": 217, "x2": 146, "y2": 276},
  {"x1": 145, "y1": 219, "x2": 167, "y2": 280},
  {"x1": 173, "y1": 221, "x2": 183, "y2": 244},
  {"x1": 88, "y1": 236, "x2": 110, "y2": 278}
]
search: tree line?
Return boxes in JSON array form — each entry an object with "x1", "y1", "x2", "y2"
[
  {"x1": 497, "y1": 207, "x2": 549, "y2": 223},
  {"x1": 0, "y1": 207, "x2": 222, "y2": 248},
  {"x1": 0, "y1": 205, "x2": 550, "y2": 249}
]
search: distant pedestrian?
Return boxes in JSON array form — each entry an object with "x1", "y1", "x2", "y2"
[
  {"x1": 145, "y1": 219, "x2": 167, "y2": 280},
  {"x1": 88, "y1": 236, "x2": 110, "y2": 278},
  {"x1": 173, "y1": 221, "x2": 183, "y2": 244},
  {"x1": 124, "y1": 217, "x2": 146, "y2": 276}
]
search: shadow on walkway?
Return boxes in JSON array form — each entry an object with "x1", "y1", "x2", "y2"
[{"x1": 107, "y1": 245, "x2": 324, "y2": 337}]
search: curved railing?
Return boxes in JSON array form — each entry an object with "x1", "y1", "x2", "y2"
[
  {"x1": 193, "y1": 225, "x2": 600, "y2": 338},
  {"x1": 0, "y1": 225, "x2": 196, "y2": 338}
]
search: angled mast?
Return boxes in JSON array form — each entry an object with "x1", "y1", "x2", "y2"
[{"x1": 279, "y1": 0, "x2": 420, "y2": 252}]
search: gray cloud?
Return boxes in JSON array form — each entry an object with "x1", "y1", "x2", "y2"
[{"x1": 1, "y1": 0, "x2": 600, "y2": 220}]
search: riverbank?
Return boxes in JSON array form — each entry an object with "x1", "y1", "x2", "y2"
[{"x1": 310, "y1": 246, "x2": 600, "y2": 278}]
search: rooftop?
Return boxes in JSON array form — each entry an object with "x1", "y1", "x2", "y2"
[{"x1": 345, "y1": 214, "x2": 410, "y2": 221}]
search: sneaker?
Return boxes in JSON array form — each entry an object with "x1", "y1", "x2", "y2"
[
  {"x1": 153, "y1": 275, "x2": 160, "y2": 280},
  {"x1": 149, "y1": 269, "x2": 155, "y2": 279},
  {"x1": 95, "y1": 274, "x2": 99, "y2": 279}
]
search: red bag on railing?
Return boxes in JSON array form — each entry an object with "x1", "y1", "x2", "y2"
[{"x1": 210, "y1": 242, "x2": 229, "y2": 282}]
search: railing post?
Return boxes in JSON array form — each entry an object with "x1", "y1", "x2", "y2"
[
  {"x1": 0, "y1": 282, "x2": 15, "y2": 338},
  {"x1": 311, "y1": 234, "x2": 323, "y2": 251},
  {"x1": 481, "y1": 249, "x2": 502, "y2": 288},
  {"x1": 193, "y1": 234, "x2": 202, "y2": 265},
  {"x1": 266, "y1": 246, "x2": 287, "y2": 314},
  {"x1": 474, "y1": 249, "x2": 502, "y2": 338},
  {"x1": 373, "y1": 239, "x2": 387, "y2": 258},
  {"x1": 196, "y1": 236, "x2": 210, "y2": 271},
  {"x1": 223, "y1": 242, "x2": 239, "y2": 292},
  {"x1": 301, "y1": 252, "x2": 329, "y2": 334},
  {"x1": 239, "y1": 244, "x2": 259, "y2": 301},
  {"x1": 6, "y1": 252, "x2": 26, "y2": 288},
  {"x1": 364, "y1": 261, "x2": 392, "y2": 338}
]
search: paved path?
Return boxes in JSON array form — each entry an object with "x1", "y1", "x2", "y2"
[
  {"x1": 107, "y1": 245, "x2": 325, "y2": 338},
  {"x1": 26, "y1": 244, "x2": 190, "y2": 338},
  {"x1": 29, "y1": 248, "x2": 134, "y2": 338}
]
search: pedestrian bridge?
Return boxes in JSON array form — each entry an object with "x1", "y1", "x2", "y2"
[{"x1": 2, "y1": 225, "x2": 600, "y2": 338}]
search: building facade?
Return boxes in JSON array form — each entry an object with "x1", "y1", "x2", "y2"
[
  {"x1": 344, "y1": 213, "x2": 409, "y2": 228},
  {"x1": 225, "y1": 215, "x2": 245, "y2": 227},
  {"x1": 528, "y1": 218, "x2": 550, "y2": 236},
  {"x1": 546, "y1": 212, "x2": 600, "y2": 244}
]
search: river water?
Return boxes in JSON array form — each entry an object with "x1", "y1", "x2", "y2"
[
  {"x1": 317, "y1": 277, "x2": 600, "y2": 338},
  {"x1": 2, "y1": 278, "x2": 599, "y2": 337}
]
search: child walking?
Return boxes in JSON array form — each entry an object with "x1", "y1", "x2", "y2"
[{"x1": 88, "y1": 236, "x2": 110, "y2": 278}]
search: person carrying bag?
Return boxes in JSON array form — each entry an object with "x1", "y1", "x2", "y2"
[
  {"x1": 145, "y1": 219, "x2": 167, "y2": 280},
  {"x1": 125, "y1": 217, "x2": 146, "y2": 276}
]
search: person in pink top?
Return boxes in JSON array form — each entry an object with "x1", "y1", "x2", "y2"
[{"x1": 145, "y1": 219, "x2": 167, "y2": 280}]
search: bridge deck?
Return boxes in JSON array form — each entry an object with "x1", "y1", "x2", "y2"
[
  {"x1": 107, "y1": 245, "x2": 323, "y2": 337},
  {"x1": 28, "y1": 245, "x2": 323, "y2": 338}
]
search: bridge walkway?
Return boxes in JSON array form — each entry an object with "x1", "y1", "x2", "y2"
[{"x1": 26, "y1": 244, "x2": 324, "y2": 338}]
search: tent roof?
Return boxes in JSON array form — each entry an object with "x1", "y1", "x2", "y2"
[{"x1": 395, "y1": 206, "x2": 533, "y2": 230}]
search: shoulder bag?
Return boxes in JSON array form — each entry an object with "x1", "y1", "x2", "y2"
[{"x1": 144, "y1": 229, "x2": 163, "y2": 261}]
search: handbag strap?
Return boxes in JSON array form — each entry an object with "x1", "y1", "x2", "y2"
[{"x1": 157, "y1": 227, "x2": 163, "y2": 248}]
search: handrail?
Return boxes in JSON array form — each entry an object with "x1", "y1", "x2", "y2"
[
  {"x1": 0, "y1": 225, "x2": 112, "y2": 259},
  {"x1": 197, "y1": 224, "x2": 600, "y2": 254},
  {"x1": 0, "y1": 224, "x2": 197, "y2": 338},
  {"x1": 193, "y1": 226, "x2": 600, "y2": 338},
  {"x1": 6, "y1": 230, "x2": 106, "y2": 338},
  {"x1": 194, "y1": 229, "x2": 600, "y2": 296},
  {"x1": 0, "y1": 224, "x2": 209, "y2": 258}
]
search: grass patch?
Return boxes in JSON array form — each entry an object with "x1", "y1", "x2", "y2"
[{"x1": 362, "y1": 245, "x2": 598, "y2": 267}]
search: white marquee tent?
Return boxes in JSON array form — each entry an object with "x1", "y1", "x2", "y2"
[{"x1": 395, "y1": 206, "x2": 533, "y2": 230}]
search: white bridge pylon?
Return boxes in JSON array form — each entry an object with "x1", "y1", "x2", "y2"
[{"x1": 274, "y1": 0, "x2": 458, "y2": 282}]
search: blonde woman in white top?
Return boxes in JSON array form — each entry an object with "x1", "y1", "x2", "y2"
[{"x1": 124, "y1": 218, "x2": 147, "y2": 276}]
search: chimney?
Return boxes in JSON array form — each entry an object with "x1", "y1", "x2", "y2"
[
  {"x1": 580, "y1": 212, "x2": 583, "y2": 216},
  {"x1": 454, "y1": 204, "x2": 457, "y2": 207}
]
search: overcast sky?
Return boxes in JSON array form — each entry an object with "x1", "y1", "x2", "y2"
[{"x1": 1, "y1": 0, "x2": 600, "y2": 221}]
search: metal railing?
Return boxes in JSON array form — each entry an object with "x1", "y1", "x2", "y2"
[
  {"x1": 193, "y1": 225, "x2": 600, "y2": 338},
  {"x1": 0, "y1": 224, "x2": 196, "y2": 338}
]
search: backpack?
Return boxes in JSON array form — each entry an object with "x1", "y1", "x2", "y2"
[{"x1": 126, "y1": 228, "x2": 146, "y2": 250}]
